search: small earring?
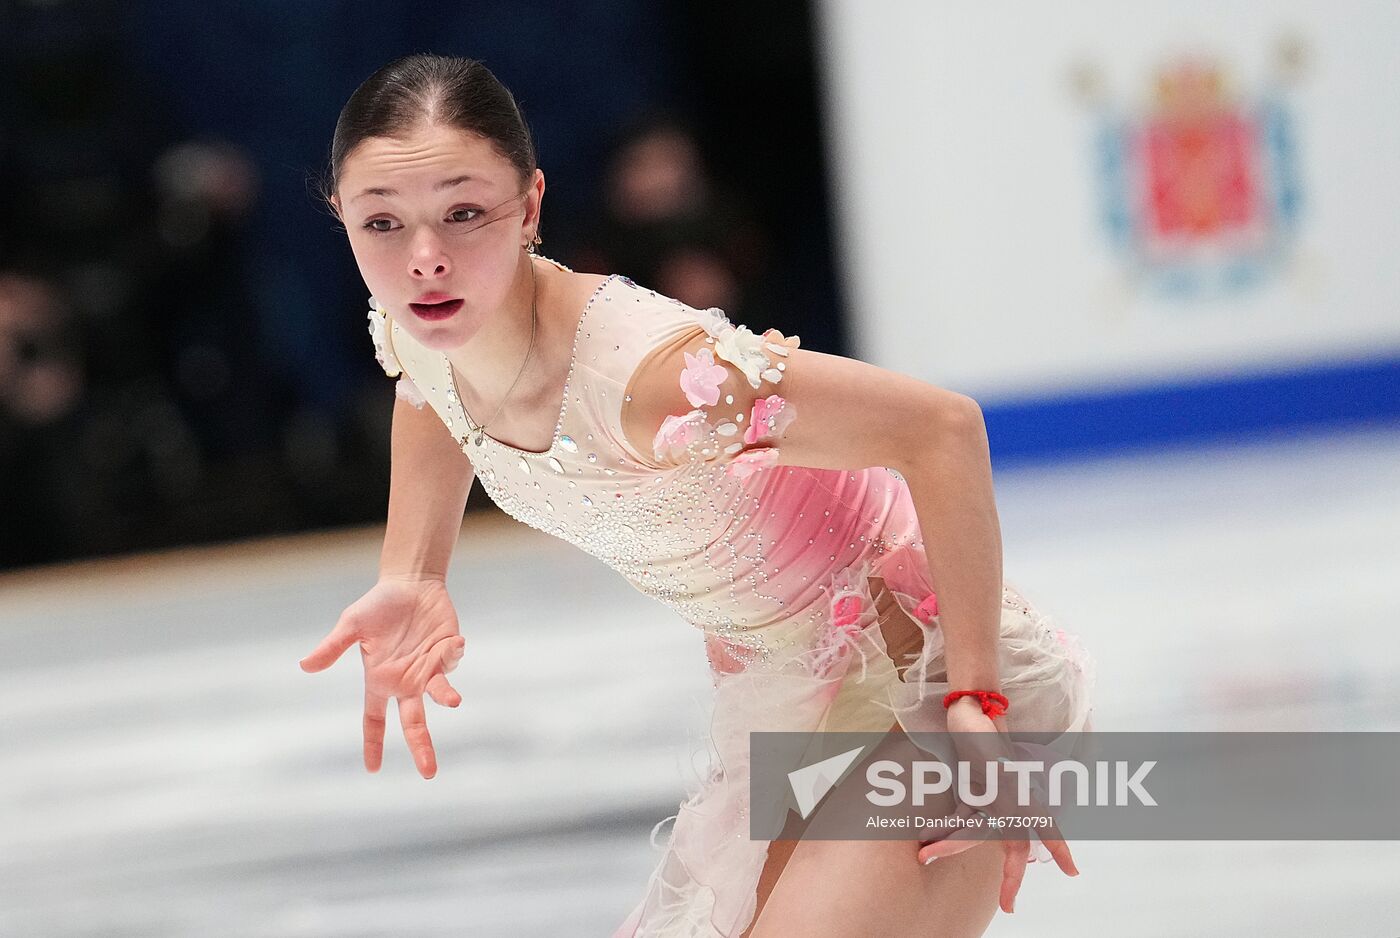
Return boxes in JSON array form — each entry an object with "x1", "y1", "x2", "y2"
[{"x1": 526, "y1": 232, "x2": 542, "y2": 254}]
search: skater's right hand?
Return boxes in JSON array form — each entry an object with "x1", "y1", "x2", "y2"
[
  {"x1": 299, "y1": 573, "x2": 467, "y2": 779},
  {"x1": 917, "y1": 697, "x2": 1080, "y2": 914}
]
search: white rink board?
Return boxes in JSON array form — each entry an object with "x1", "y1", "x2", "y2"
[{"x1": 814, "y1": 0, "x2": 1400, "y2": 404}]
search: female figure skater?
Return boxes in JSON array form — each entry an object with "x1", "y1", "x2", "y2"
[{"x1": 300, "y1": 54, "x2": 1095, "y2": 937}]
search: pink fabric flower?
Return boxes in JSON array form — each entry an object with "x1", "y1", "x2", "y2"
[
  {"x1": 652, "y1": 409, "x2": 711, "y2": 462},
  {"x1": 833, "y1": 595, "x2": 864, "y2": 629},
  {"x1": 810, "y1": 561, "x2": 876, "y2": 681},
  {"x1": 814, "y1": 604, "x2": 869, "y2": 679},
  {"x1": 744, "y1": 394, "x2": 797, "y2": 445},
  {"x1": 704, "y1": 633, "x2": 753, "y2": 676},
  {"x1": 678, "y1": 347, "x2": 729, "y2": 407},
  {"x1": 912, "y1": 591, "x2": 939, "y2": 623},
  {"x1": 723, "y1": 445, "x2": 780, "y2": 478}
]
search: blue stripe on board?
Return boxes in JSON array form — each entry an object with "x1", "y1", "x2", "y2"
[{"x1": 981, "y1": 353, "x2": 1400, "y2": 465}]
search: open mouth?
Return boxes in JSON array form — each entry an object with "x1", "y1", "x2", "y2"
[{"x1": 409, "y1": 298, "x2": 463, "y2": 321}]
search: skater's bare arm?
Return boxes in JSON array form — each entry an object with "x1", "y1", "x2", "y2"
[
  {"x1": 379, "y1": 393, "x2": 475, "y2": 581},
  {"x1": 622, "y1": 331, "x2": 1000, "y2": 691},
  {"x1": 302, "y1": 393, "x2": 471, "y2": 779}
]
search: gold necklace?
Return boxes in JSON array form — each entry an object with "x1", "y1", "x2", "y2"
[{"x1": 469, "y1": 258, "x2": 538, "y2": 447}]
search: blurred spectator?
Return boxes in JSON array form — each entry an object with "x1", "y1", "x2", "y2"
[
  {"x1": 0, "y1": 1, "x2": 301, "y2": 565},
  {"x1": 573, "y1": 112, "x2": 779, "y2": 327},
  {"x1": 0, "y1": 1, "x2": 835, "y2": 569},
  {"x1": 0, "y1": 272, "x2": 82, "y2": 565},
  {"x1": 0, "y1": 273, "x2": 82, "y2": 428}
]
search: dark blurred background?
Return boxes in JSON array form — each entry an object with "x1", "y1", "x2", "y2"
[{"x1": 0, "y1": 0, "x2": 846, "y2": 570}]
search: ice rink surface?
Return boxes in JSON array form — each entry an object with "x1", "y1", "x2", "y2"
[{"x1": 2, "y1": 423, "x2": 1398, "y2": 936}]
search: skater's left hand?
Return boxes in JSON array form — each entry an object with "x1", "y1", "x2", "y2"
[
  {"x1": 915, "y1": 696, "x2": 1079, "y2": 914},
  {"x1": 300, "y1": 573, "x2": 466, "y2": 779}
]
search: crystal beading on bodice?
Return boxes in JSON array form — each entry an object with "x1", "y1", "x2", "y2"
[
  {"x1": 367, "y1": 258, "x2": 1099, "y2": 938},
  {"x1": 376, "y1": 263, "x2": 835, "y2": 662}
]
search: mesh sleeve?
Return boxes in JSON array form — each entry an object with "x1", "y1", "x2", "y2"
[{"x1": 627, "y1": 307, "x2": 801, "y2": 478}]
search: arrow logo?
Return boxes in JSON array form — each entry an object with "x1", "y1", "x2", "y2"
[{"x1": 787, "y1": 745, "x2": 867, "y2": 819}]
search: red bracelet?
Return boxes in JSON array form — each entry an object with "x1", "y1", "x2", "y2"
[{"x1": 943, "y1": 689, "x2": 1010, "y2": 719}]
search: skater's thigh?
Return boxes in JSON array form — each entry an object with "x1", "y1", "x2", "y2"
[
  {"x1": 745, "y1": 576, "x2": 1005, "y2": 936},
  {"x1": 747, "y1": 834, "x2": 1002, "y2": 938},
  {"x1": 745, "y1": 719, "x2": 1002, "y2": 938}
]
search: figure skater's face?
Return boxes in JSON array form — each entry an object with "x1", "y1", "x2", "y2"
[{"x1": 333, "y1": 122, "x2": 543, "y2": 351}]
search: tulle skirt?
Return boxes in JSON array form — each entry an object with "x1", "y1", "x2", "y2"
[{"x1": 611, "y1": 551, "x2": 1097, "y2": 937}]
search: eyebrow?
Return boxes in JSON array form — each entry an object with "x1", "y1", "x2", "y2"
[{"x1": 351, "y1": 175, "x2": 476, "y2": 203}]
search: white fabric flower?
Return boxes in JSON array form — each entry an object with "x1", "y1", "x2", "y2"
[
  {"x1": 395, "y1": 376, "x2": 427, "y2": 409},
  {"x1": 713, "y1": 323, "x2": 771, "y2": 389},
  {"x1": 696, "y1": 306, "x2": 732, "y2": 339},
  {"x1": 696, "y1": 308, "x2": 791, "y2": 390},
  {"x1": 366, "y1": 296, "x2": 402, "y2": 377}
]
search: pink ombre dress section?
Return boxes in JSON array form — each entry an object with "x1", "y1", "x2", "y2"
[{"x1": 376, "y1": 258, "x2": 1096, "y2": 937}]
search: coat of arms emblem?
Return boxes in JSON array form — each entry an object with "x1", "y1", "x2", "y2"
[{"x1": 1076, "y1": 41, "x2": 1307, "y2": 299}]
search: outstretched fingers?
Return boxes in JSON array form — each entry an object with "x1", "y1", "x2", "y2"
[
  {"x1": 363, "y1": 687, "x2": 388, "y2": 773},
  {"x1": 397, "y1": 693, "x2": 438, "y2": 779},
  {"x1": 916, "y1": 800, "x2": 1036, "y2": 915},
  {"x1": 916, "y1": 798, "x2": 987, "y2": 864},
  {"x1": 1034, "y1": 821, "x2": 1080, "y2": 877},
  {"x1": 425, "y1": 637, "x2": 465, "y2": 707},
  {"x1": 442, "y1": 636, "x2": 465, "y2": 672},
  {"x1": 998, "y1": 837, "x2": 1032, "y2": 913},
  {"x1": 300, "y1": 616, "x2": 358, "y2": 672},
  {"x1": 425, "y1": 672, "x2": 461, "y2": 708}
]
